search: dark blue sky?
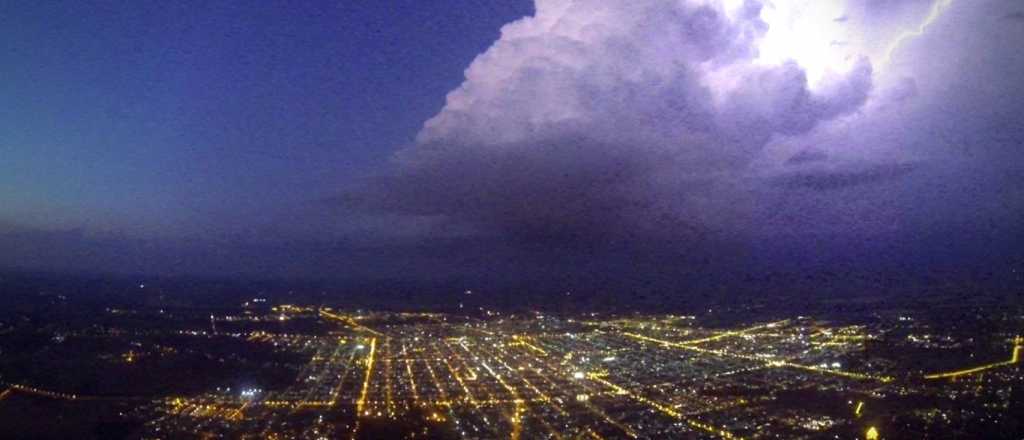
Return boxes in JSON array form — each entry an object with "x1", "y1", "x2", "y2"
[
  {"x1": 2, "y1": 1, "x2": 1023, "y2": 288},
  {"x1": 2, "y1": 1, "x2": 531, "y2": 238}
]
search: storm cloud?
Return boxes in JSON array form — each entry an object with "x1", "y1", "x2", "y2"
[
  {"x1": 339, "y1": 0, "x2": 1024, "y2": 270},
  {"x1": 353, "y1": 0, "x2": 879, "y2": 240},
  {"x1": 773, "y1": 162, "x2": 916, "y2": 191}
]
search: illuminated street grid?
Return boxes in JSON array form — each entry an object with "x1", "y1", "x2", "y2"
[{"x1": 108, "y1": 307, "x2": 1022, "y2": 439}]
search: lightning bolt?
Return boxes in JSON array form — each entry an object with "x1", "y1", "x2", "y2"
[{"x1": 883, "y1": 0, "x2": 955, "y2": 65}]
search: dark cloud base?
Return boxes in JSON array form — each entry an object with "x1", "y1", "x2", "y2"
[{"x1": 773, "y1": 162, "x2": 916, "y2": 191}]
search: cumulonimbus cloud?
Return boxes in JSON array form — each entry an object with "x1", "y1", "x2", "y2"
[
  {"x1": 347, "y1": 0, "x2": 875, "y2": 240},
  {"x1": 348, "y1": 0, "x2": 1020, "y2": 244}
]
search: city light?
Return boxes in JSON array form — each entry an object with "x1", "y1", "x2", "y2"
[
  {"x1": 866, "y1": 426, "x2": 880, "y2": 440},
  {"x1": 6, "y1": 305, "x2": 1021, "y2": 438}
]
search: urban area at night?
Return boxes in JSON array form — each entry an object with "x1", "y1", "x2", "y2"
[{"x1": 1, "y1": 275, "x2": 1021, "y2": 439}]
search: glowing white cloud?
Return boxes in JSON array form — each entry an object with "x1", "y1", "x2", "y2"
[
  {"x1": 755, "y1": 1, "x2": 854, "y2": 86},
  {"x1": 360, "y1": 0, "x2": 1002, "y2": 241},
  {"x1": 748, "y1": 0, "x2": 956, "y2": 87}
]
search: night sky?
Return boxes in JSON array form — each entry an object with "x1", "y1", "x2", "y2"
[{"x1": 3, "y1": 1, "x2": 1024, "y2": 290}]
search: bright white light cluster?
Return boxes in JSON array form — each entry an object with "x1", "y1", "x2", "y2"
[
  {"x1": 240, "y1": 387, "x2": 262, "y2": 398},
  {"x1": 753, "y1": 1, "x2": 854, "y2": 86},
  {"x1": 724, "y1": 0, "x2": 955, "y2": 88}
]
